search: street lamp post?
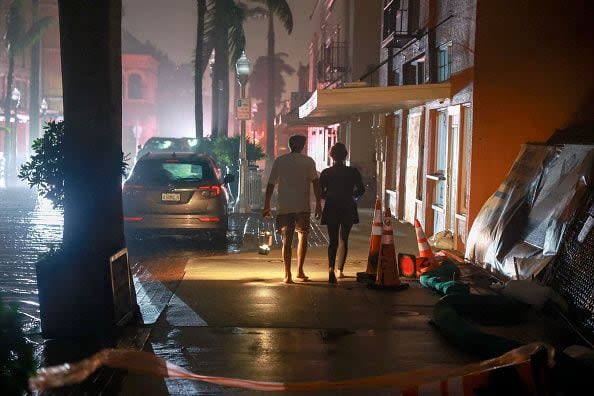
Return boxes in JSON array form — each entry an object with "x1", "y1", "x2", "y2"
[{"x1": 235, "y1": 51, "x2": 251, "y2": 213}]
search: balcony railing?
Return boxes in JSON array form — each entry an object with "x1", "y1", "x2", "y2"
[
  {"x1": 382, "y1": 0, "x2": 419, "y2": 48},
  {"x1": 317, "y1": 41, "x2": 346, "y2": 83}
]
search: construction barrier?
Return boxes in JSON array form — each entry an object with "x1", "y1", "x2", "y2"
[
  {"x1": 369, "y1": 207, "x2": 408, "y2": 291},
  {"x1": 29, "y1": 343, "x2": 553, "y2": 394},
  {"x1": 358, "y1": 197, "x2": 383, "y2": 283},
  {"x1": 414, "y1": 219, "x2": 439, "y2": 275},
  {"x1": 415, "y1": 218, "x2": 434, "y2": 258}
]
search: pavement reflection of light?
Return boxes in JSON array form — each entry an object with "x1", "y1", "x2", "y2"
[
  {"x1": 254, "y1": 331, "x2": 274, "y2": 367},
  {"x1": 255, "y1": 288, "x2": 273, "y2": 299},
  {"x1": 185, "y1": 266, "x2": 282, "y2": 282}
]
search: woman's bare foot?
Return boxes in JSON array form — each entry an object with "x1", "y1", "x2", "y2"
[
  {"x1": 329, "y1": 270, "x2": 337, "y2": 284},
  {"x1": 338, "y1": 270, "x2": 345, "y2": 278},
  {"x1": 296, "y1": 272, "x2": 309, "y2": 281},
  {"x1": 284, "y1": 276, "x2": 294, "y2": 284}
]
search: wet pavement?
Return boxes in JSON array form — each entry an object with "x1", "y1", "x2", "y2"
[
  {"x1": 0, "y1": 188, "x2": 62, "y2": 333},
  {"x1": 119, "y1": 222, "x2": 478, "y2": 395},
  {"x1": 1, "y1": 188, "x2": 477, "y2": 395}
]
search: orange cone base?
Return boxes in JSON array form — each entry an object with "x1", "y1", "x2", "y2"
[{"x1": 356, "y1": 271, "x2": 376, "y2": 283}]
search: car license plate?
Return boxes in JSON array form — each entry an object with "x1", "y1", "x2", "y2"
[{"x1": 161, "y1": 193, "x2": 181, "y2": 202}]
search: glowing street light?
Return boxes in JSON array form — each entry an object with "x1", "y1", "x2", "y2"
[{"x1": 235, "y1": 51, "x2": 251, "y2": 213}]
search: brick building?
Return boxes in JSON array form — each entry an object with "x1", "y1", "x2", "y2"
[
  {"x1": 294, "y1": 0, "x2": 594, "y2": 253},
  {"x1": 378, "y1": 0, "x2": 594, "y2": 251}
]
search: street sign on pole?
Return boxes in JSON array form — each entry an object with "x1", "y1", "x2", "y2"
[{"x1": 236, "y1": 98, "x2": 251, "y2": 120}]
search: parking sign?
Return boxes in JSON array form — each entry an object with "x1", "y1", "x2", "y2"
[{"x1": 236, "y1": 98, "x2": 251, "y2": 120}]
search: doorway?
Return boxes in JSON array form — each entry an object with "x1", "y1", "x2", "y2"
[{"x1": 431, "y1": 106, "x2": 461, "y2": 240}]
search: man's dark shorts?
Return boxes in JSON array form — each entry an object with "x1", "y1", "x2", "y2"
[{"x1": 276, "y1": 212, "x2": 310, "y2": 235}]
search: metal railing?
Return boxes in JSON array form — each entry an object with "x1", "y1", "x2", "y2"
[{"x1": 247, "y1": 167, "x2": 263, "y2": 210}]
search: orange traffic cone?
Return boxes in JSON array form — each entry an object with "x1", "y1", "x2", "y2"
[
  {"x1": 414, "y1": 219, "x2": 438, "y2": 275},
  {"x1": 369, "y1": 208, "x2": 409, "y2": 291},
  {"x1": 357, "y1": 197, "x2": 383, "y2": 283},
  {"x1": 414, "y1": 218, "x2": 434, "y2": 258}
]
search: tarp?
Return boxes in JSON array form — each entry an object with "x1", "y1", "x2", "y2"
[{"x1": 466, "y1": 144, "x2": 594, "y2": 279}]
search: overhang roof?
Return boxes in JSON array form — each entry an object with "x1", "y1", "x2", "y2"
[{"x1": 293, "y1": 83, "x2": 451, "y2": 126}]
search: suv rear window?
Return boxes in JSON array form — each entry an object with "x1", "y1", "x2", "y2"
[{"x1": 131, "y1": 159, "x2": 215, "y2": 183}]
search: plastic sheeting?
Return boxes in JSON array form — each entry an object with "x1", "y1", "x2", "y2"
[{"x1": 466, "y1": 144, "x2": 594, "y2": 279}]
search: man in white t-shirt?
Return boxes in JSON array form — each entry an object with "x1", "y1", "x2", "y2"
[{"x1": 263, "y1": 135, "x2": 321, "y2": 284}]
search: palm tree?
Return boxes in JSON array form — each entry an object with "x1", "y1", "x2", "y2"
[
  {"x1": 2, "y1": 0, "x2": 51, "y2": 186},
  {"x1": 252, "y1": 0, "x2": 293, "y2": 168},
  {"x1": 29, "y1": 0, "x2": 41, "y2": 144},
  {"x1": 194, "y1": 0, "x2": 206, "y2": 139},
  {"x1": 249, "y1": 52, "x2": 295, "y2": 126},
  {"x1": 201, "y1": 0, "x2": 247, "y2": 138}
]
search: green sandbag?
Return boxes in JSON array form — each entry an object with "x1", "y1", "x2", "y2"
[
  {"x1": 419, "y1": 261, "x2": 470, "y2": 295},
  {"x1": 432, "y1": 294, "x2": 529, "y2": 358}
]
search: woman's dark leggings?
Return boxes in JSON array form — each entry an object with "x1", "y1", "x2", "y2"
[{"x1": 327, "y1": 220, "x2": 353, "y2": 271}]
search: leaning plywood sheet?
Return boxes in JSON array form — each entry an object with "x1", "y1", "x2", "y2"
[{"x1": 466, "y1": 144, "x2": 594, "y2": 279}]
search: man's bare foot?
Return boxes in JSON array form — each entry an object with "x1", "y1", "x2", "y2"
[
  {"x1": 338, "y1": 271, "x2": 345, "y2": 278},
  {"x1": 284, "y1": 277, "x2": 294, "y2": 284},
  {"x1": 296, "y1": 272, "x2": 309, "y2": 281}
]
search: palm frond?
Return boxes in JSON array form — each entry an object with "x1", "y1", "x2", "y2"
[
  {"x1": 227, "y1": 2, "x2": 246, "y2": 65},
  {"x1": 251, "y1": 0, "x2": 293, "y2": 33},
  {"x1": 269, "y1": 0, "x2": 293, "y2": 34},
  {"x1": 200, "y1": 0, "x2": 217, "y2": 74},
  {"x1": 13, "y1": 16, "x2": 52, "y2": 55},
  {"x1": 5, "y1": 0, "x2": 27, "y2": 47}
]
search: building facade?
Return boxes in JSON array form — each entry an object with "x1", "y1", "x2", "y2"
[
  {"x1": 380, "y1": 0, "x2": 475, "y2": 250},
  {"x1": 293, "y1": 0, "x2": 593, "y2": 254},
  {"x1": 380, "y1": 0, "x2": 594, "y2": 251},
  {"x1": 302, "y1": 0, "x2": 382, "y2": 207}
]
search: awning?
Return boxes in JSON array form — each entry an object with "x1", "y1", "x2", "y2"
[{"x1": 293, "y1": 83, "x2": 451, "y2": 126}]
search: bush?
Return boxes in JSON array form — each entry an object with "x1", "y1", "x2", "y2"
[
  {"x1": 18, "y1": 121, "x2": 129, "y2": 209},
  {"x1": 197, "y1": 136, "x2": 265, "y2": 169},
  {"x1": 18, "y1": 121, "x2": 65, "y2": 208},
  {"x1": 0, "y1": 295, "x2": 36, "y2": 395}
]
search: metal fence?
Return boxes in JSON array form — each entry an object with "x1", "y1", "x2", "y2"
[{"x1": 247, "y1": 167, "x2": 263, "y2": 210}]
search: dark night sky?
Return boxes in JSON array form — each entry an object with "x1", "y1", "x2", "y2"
[{"x1": 123, "y1": 0, "x2": 317, "y2": 97}]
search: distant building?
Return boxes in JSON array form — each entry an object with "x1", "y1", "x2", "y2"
[
  {"x1": 1, "y1": 0, "x2": 202, "y2": 165},
  {"x1": 280, "y1": 0, "x2": 382, "y2": 207}
]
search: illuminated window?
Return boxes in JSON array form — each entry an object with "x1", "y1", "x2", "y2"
[
  {"x1": 128, "y1": 74, "x2": 143, "y2": 99},
  {"x1": 437, "y1": 45, "x2": 451, "y2": 82}
]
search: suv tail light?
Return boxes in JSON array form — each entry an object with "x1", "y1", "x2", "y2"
[
  {"x1": 123, "y1": 184, "x2": 144, "y2": 194},
  {"x1": 197, "y1": 216, "x2": 220, "y2": 222},
  {"x1": 198, "y1": 185, "x2": 221, "y2": 198}
]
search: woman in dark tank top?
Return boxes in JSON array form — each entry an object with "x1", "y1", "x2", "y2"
[{"x1": 319, "y1": 143, "x2": 365, "y2": 283}]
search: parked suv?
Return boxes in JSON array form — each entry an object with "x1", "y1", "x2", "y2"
[
  {"x1": 136, "y1": 137, "x2": 198, "y2": 160},
  {"x1": 123, "y1": 152, "x2": 234, "y2": 241}
]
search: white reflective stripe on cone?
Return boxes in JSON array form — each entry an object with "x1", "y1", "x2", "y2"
[{"x1": 372, "y1": 226, "x2": 383, "y2": 235}]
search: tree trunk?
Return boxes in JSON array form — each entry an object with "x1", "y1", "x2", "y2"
[
  {"x1": 212, "y1": 3, "x2": 229, "y2": 139},
  {"x1": 195, "y1": 0, "x2": 205, "y2": 139},
  {"x1": 3, "y1": 54, "x2": 16, "y2": 186},
  {"x1": 29, "y1": 0, "x2": 41, "y2": 144},
  {"x1": 56, "y1": 0, "x2": 125, "y2": 337},
  {"x1": 218, "y1": 27, "x2": 229, "y2": 138},
  {"x1": 266, "y1": 14, "x2": 275, "y2": 166}
]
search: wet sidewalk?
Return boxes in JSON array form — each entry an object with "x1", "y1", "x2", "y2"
[{"x1": 117, "y1": 211, "x2": 478, "y2": 395}]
